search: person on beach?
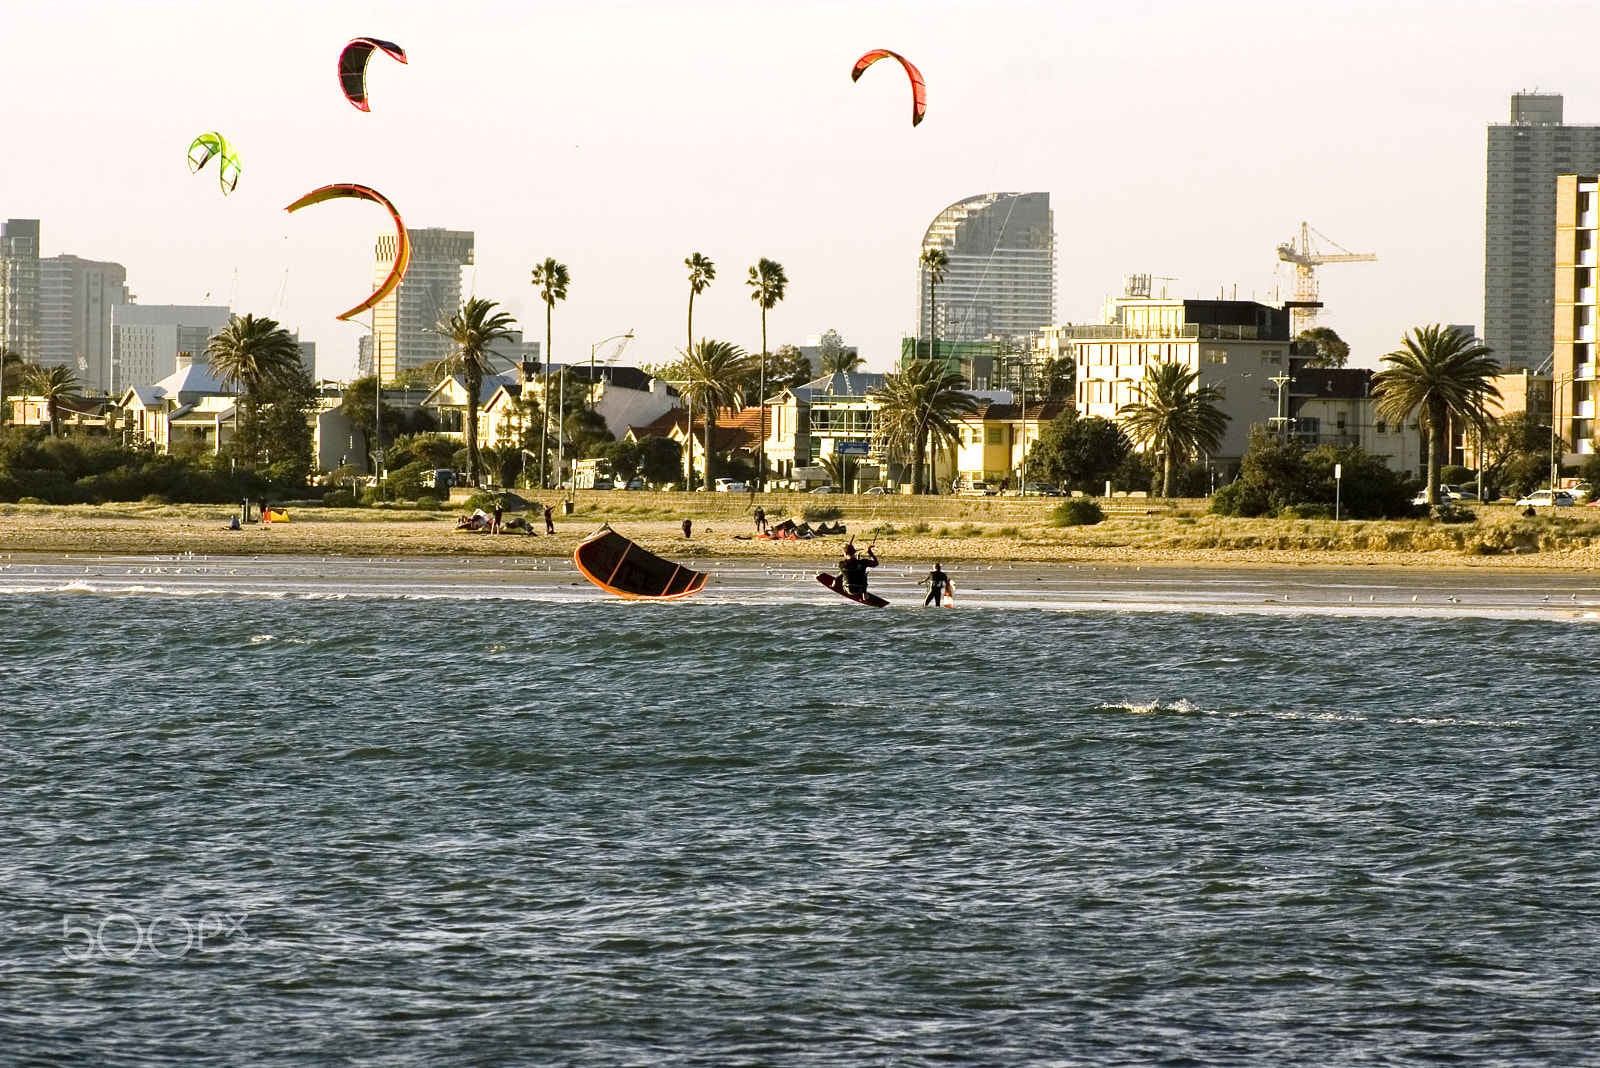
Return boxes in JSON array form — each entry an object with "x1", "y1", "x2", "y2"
[
  {"x1": 683, "y1": 518, "x2": 693, "y2": 539},
  {"x1": 754, "y1": 506, "x2": 766, "y2": 534},
  {"x1": 922, "y1": 562, "x2": 953, "y2": 607},
  {"x1": 493, "y1": 505, "x2": 504, "y2": 533},
  {"x1": 544, "y1": 504, "x2": 555, "y2": 535},
  {"x1": 838, "y1": 541, "x2": 878, "y2": 597}
]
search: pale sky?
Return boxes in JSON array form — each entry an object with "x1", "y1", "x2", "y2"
[{"x1": 6, "y1": 0, "x2": 1600, "y2": 378}]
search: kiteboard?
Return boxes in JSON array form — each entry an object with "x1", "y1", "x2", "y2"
[
  {"x1": 574, "y1": 525, "x2": 708, "y2": 600},
  {"x1": 816, "y1": 572, "x2": 889, "y2": 608}
]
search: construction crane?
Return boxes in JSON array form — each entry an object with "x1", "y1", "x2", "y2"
[{"x1": 1276, "y1": 222, "x2": 1376, "y2": 336}]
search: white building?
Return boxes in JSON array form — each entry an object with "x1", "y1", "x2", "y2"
[
  {"x1": 38, "y1": 255, "x2": 128, "y2": 393},
  {"x1": 919, "y1": 192, "x2": 1054, "y2": 343},
  {"x1": 110, "y1": 304, "x2": 232, "y2": 396}
]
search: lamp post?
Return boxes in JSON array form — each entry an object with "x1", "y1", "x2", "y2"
[{"x1": 589, "y1": 331, "x2": 634, "y2": 414}]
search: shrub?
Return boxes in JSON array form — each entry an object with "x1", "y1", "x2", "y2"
[
  {"x1": 141, "y1": 493, "x2": 171, "y2": 506},
  {"x1": 1278, "y1": 503, "x2": 1332, "y2": 520},
  {"x1": 360, "y1": 486, "x2": 387, "y2": 506},
  {"x1": 1051, "y1": 499, "x2": 1105, "y2": 526},
  {"x1": 323, "y1": 489, "x2": 356, "y2": 508},
  {"x1": 802, "y1": 505, "x2": 844, "y2": 522},
  {"x1": 1433, "y1": 503, "x2": 1477, "y2": 524},
  {"x1": 413, "y1": 493, "x2": 443, "y2": 510}
]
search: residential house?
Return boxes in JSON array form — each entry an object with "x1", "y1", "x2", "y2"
[
  {"x1": 117, "y1": 350, "x2": 237, "y2": 454},
  {"x1": 952, "y1": 399, "x2": 1070, "y2": 487}
]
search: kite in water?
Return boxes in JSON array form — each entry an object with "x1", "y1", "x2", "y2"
[
  {"x1": 187, "y1": 132, "x2": 241, "y2": 195},
  {"x1": 851, "y1": 49, "x2": 926, "y2": 127},
  {"x1": 283, "y1": 184, "x2": 410, "y2": 321},
  {"x1": 574, "y1": 525, "x2": 709, "y2": 600},
  {"x1": 338, "y1": 37, "x2": 407, "y2": 112}
]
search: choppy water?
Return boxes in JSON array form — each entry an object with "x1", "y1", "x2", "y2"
[{"x1": 3, "y1": 559, "x2": 1599, "y2": 1065}]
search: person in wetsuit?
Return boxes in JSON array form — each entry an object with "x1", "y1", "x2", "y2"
[
  {"x1": 922, "y1": 562, "x2": 953, "y2": 606},
  {"x1": 838, "y1": 542, "x2": 878, "y2": 596}
]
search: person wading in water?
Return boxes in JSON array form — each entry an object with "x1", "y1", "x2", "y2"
[{"x1": 922, "y1": 562, "x2": 953, "y2": 606}]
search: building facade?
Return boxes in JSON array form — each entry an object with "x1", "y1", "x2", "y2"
[
  {"x1": 1552, "y1": 173, "x2": 1599, "y2": 459},
  {"x1": 110, "y1": 304, "x2": 232, "y2": 395},
  {"x1": 374, "y1": 228, "x2": 474, "y2": 380},
  {"x1": 2, "y1": 219, "x2": 42, "y2": 362},
  {"x1": 1486, "y1": 93, "x2": 1600, "y2": 370},
  {"x1": 919, "y1": 192, "x2": 1054, "y2": 343},
  {"x1": 39, "y1": 255, "x2": 129, "y2": 392}
]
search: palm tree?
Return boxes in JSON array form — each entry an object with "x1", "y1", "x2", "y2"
[
  {"x1": 1374, "y1": 325, "x2": 1500, "y2": 506},
  {"x1": 919, "y1": 247, "x2": 949, "y2": 360},
  {"x1": 19, "y1": 364, "x2": 82, "y2": 436},
  {"x1": 205, "y1": 313, "x2": 304, "y2": 449},
  {"x1": 746, "y1": 257, "x2": 787, "y2": 490},
  {"x1": 683, "y1": 253, "x2": 716, "y2": 487},
  {"x1": 818, "y1": 329, "x2": 863, "y2": 374},
  {"x1": 1116, "y1": 363, "x2": 1230, "y2": 497},
  {"x1": 678, "y1": 339, "x2": 753, "y2": 491},
  {"x1": 434, "y1": 298, "x2": 518, "y2": 488},
  {"x1": 871, "y1": 360, "x2": 978, "y2": 493},
  {"x1": 530, "y1": 258, "x2": 570, "y2": 488}
]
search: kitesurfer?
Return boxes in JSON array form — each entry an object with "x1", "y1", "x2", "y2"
[
  {"x1": 544, "y1": 504, "x2": 555, "y2": 535},
  {"x1": 838, "y1": 541, "x2": 878, "y2": 597},
  {"x1": 922, "y1": 562, "x2": 952, "y2": 606}
]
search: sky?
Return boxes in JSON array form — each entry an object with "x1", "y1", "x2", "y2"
[{"x1": 7, "y1": 0, "x2": 1600, "y2": 379}]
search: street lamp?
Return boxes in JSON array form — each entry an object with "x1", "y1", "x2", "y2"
[{"x1": 589, "y1": 331, "x2": 634, "y2": 414}]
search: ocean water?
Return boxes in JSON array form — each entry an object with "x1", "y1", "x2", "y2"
[{"x1": 3, "y1": 558, "x2": 1600, "y2": 1065}]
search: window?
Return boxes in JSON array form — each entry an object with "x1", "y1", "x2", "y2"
[
  {"x1": 1376, "y1": 420, "x2": 1388, "y2": 433},
  {"x1": 1204, "y1": 349, "x2": 1227, "y2": 364},
  {"x1": 1260, "y1": 387, "x2": 1277, "y2": 404},
  {"x1": 986, "y1": 427, "x2": 1004, "y2": 445},
  {"x1": 1260, "y1": 350, "x2": 1282, "y2": 365}
]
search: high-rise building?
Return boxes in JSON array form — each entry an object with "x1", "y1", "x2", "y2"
[
  {"x1": 918, "y1": 192, "x2": 1054, "y2": 344},
  {"x1": 39, "y1": 255, "x2": 129, "y2": 393},
  {"x1": 110, "y1": 304, "x2": 232, "y2": 394},
  {"x1": 2, "y1": 219, "x2": 42, "y2": 362},
  {"x1": 1486, "y1": 93, "x2": 1600, "y2": 369},
  {"x1": 373, "y1": 228, "x2": 474, "y2": 380},
  {"x1": 1552, "y1": 173, "x2": 1598, "y2": 460}
]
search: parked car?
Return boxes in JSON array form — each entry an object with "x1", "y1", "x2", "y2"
[
  {"x1": 1019, "y1": 481, "x2": 1064, "y2": 496},
  {"x1": 864, "y1": 486, "x2": 891, "y2": 495},
  {"x1": 1515, "y1": 490, "x2": 1577, "y2": 507},
  {"x1": 808, "y1": 485, "x2": 836, "y2": 494},
  {"x1": 613, "y1": 478, "x2": 643, "y2": 491},
  {"x1": 713, "y1": 478, "x2": 747, "y2": 492},
  {"x1": 956, "y1": 480, "x2": 996, "y2": 497}
]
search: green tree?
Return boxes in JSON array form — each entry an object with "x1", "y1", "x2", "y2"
[
  {"x1": 747, "y1": 257, "x2": 787, "y2": 489},
  {"x1": 1481, "y1": 409, "x2": 1561, "y2": 497},
  {"x1": 433, "y1": 297, "x2": 518, "y2": 488},
  {"x1": 589, "y1": 439, "x2": 641, "y2": 484},
  {"x1": 768, "y1": 344, "x2": 815, "y2": 393},
  {"x1": 19, "y1": 364, "x2": 82, "y2": 437},
  {"x1": 677, "y1": 339, "x2": 754, "y2": 491},
  {"x1": 0, "y1": 347, "x2": 24, "y2": 426},
  {"x1": 636, "y1": 436, "x2": 681, "y2": 487},
  {"x1": 530, "y1": 257, "x2": 570, "y2": 488},
  {"x1": 1036, "y1": 355, "x2": 1075, "y2": 402},
  {"x1": 1211, "y1": 427, "x2": 1413, "y2": 519},
  {"x1": 1296, "y1": 326, "x2": 1351, "y2": 369},
  {"x1": 1116, "y1": 362, "x2": 1230, "y2": 497},
  {"x1": 205, "y1": 313, "x2": 304, "y2": 450},
  {"x1": 563, "y1": 406, "x2": 613, "y2": 459},
  {"x1": 1373, "y1": 324, "x2": 1500, "y2": 506},
  {"x1": 1029, "y1": 411, "x2": 1130, "y2": 492},
  {"x1": 919, "y1": 247, "x2": 949, "y2": 361},
  {"x1": 818, "y1": 452, "x2": 861, "y2": 493},
  {"x1": 870, "y1": 360, "x2": 979, "y2": 493},
  {"x1": 229, "y1": 364, "x2": 317, "y2": 484}
]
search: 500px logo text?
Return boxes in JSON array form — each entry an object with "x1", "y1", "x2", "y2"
[{"x1": 61, "y1": 912, "x2": 249, "y2": 961}]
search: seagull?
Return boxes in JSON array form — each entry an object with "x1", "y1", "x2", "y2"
[{"x1": 1412, "y1": 595, "x2": 1419, "y2": 602}]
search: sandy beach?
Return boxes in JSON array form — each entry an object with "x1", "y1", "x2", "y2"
[{"x1": 4, "y1": 496, "x2": 1600, "y2": 572}]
